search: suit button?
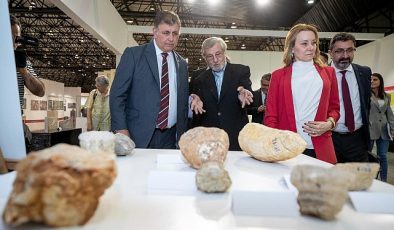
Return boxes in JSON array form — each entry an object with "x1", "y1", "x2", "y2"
[
  {"x1": 218, "y1": 112, "x2": 221, "y2": 116},
  {"x1": 379, "y1": 120, "x2": 382, "y2": 122},
  {"x1": 379, "y1": 111, "x2": 381, "y2": 113}
]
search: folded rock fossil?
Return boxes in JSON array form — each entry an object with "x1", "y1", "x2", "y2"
[
  {"x1": 179, "y1": 127, "x2": 229, "y2": 169},
  {"x1": 333, "y1": 163, "x2": 380, "y2": 191},
  {"x1": 196, "y1": 161, "x2": 232, "y2": 193},
  {"x1": 3, "y1": 144, "x2": 116, "y2": 227},
  {"x1": 239, "y1": 123, "x2": 306, "y2": 162},
  {"x1": 290, "y1": 165, "x2": 349, "y2": 220}
]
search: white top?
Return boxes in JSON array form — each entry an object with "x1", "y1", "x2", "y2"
[
  {"x1": 331, "y1": 64, "x2": 363, "y2": 132},
  {"x1": 291, "y1": 60, "x2": 323, "y2": 149},
  {"x1": 154, "y1": 40, "x2": 177, "y2": 128}
]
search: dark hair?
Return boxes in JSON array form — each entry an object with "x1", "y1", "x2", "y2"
[
  {"x1": 261, "y1": 73, "x2": 271, "y2": 81},
  {"x1": 10, "y1": 14, "x2": 21, "y2": 27},
  {"x1": 320, "y1": 51, "x2": 328, "y2": 60},
  {"x1": 372, "y1": 73, "x2": 386, "y2": 99},
  {"x1": 153, "y1": 10, "x2": 181, "y2": 28},
  {"x1": 329, "y1": 32, "x2": 356, "y2": 50}
]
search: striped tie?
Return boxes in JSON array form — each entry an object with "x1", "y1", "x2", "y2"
[
  {"x1": 340, "y1": 70, "x2": 355, "y2": 132},
  {"x1": 157, "y1": 52, "x2": 169, "y2": 130}
]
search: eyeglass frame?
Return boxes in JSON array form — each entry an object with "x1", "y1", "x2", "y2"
[{"x1": 332, "y1": 48, "x2": 356, "y2": 55}]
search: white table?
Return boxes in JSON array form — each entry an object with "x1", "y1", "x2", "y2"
[{"x1": 1, "y1": 149, "x2": 394, "y2": 230}]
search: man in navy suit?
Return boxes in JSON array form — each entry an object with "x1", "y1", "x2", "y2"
[
  {"x1": 329, "y1": 32, "x2": 372, "y2": 162},
  {"x1": 110, "y1": 10, "x2": 203, "y2": 149},
  {"x1": 192, "y1": 37, "x2": 253, "y2": 151},
  {"x1": 247, "y1": 73, "x2": 271, "y2": 124}
]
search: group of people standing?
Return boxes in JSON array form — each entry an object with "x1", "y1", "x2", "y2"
[{"x1": 90, "y1": 10, "x2": 392, "y2": 181}]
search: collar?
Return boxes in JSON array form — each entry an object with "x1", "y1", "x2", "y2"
[
  {"x1": 153, "y1": 39, "x2": 170, "y2": 57},
  {"x1": 330, "y1": 62, "x2": 354, "y2": 74}
]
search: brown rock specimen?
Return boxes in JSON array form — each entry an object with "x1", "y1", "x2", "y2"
[
  {"x1": 196, "y1": 161, "x2": 232, "y2": 193},
  {"x1": 238, "y1": 123, "x2": 307, "y2": 162},
  {"x1": 179, "y1": 127, "x2": 229, "y2": 169},
  {"x1": 3, "y1": 144, "x2": 116, "y2": 227},
  {"x1": 333, "y1": 163, "x2": 380, "y2": 191},
  {"x1": 290, "y1": 165, "x2": 349, "y2": 220}
]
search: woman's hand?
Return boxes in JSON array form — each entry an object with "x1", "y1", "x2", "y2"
[{"x1": 303, "y1": 120, "x2": 332, "y2": 137}]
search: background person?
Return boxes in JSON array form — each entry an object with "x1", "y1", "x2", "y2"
[
  {"x1": 86, "y1": 75, "x2": 111, "y2": 131},
  {"x1": 11, "y1": 14, "x2": 45, "y2": 152},
  {"x1": 264, "y1": 24, "x2": 340, "y2": 164},
  {"x1": 328, "y1": 32, "x2": 372, "y2": 163},
  {"x1": 191, "y1": 37, "x2": 253, "y2": 151},
  {"x1": 369, "y1": 73, "x2": 394, "y2": 182},
  {"x1": 247, "y1": 73, "x2": 271, "y2": 124}
]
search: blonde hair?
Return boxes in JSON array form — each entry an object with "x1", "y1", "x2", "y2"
[{"x1": 282, "y1": 23, "x2": 324, "y2": 67}]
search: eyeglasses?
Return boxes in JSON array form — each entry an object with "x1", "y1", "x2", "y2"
[
  {"x1": 205, "y1": 52, "x2": 224, "y2": 62},
  {"x1": 333, "y1": 48, "x2": 356, "y2": 55}
]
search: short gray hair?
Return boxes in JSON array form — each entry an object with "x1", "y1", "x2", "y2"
[
  {"x1": 95, "y1": 75, "x2": 109, "y2": 86},
  {"x1": 261, "y1": 73, "x2": 271, "y2": 81},
  {"x1": 201, "y1": 37, "x2": 227, "y2": 57}
]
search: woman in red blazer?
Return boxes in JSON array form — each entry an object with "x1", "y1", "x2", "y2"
[{"x1": 264, "y1": 24, "x2": 340, "y2": 164}]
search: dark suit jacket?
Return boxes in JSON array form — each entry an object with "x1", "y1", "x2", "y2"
[
  {"x1": 352, "y1": 63, "x2": 372, "y2": 145},
  {"x1": 247, "y1": 89, "x2": 265, "y2": 124},
  {"x1": 110, "y1": 41, "x2": 189, "y2": 148},
  {"x1": 192, "y1": 63, "x2": 252, "y2": 151}
]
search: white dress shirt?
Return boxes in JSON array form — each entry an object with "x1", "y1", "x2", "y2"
[
  {"x1": 331, "y1": 64, "x2": 363, "y2": 132},
  {"x1": 154, "y1": 40, "x2": 177, "y2": 128}
]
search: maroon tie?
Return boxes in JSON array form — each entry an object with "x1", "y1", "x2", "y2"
[
  {"x1": 157, "y1": 52, "x2": 169, "y2": 130},
  {"x1": 340, "y1": 70, "x2": 355, "y2": 132}
]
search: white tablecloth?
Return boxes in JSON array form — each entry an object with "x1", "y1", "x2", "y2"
[{"x1": 1, "y1": 149, "x2": 394, "y2": 230}]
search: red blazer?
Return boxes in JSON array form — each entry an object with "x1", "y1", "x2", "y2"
[{"x1": 264, "y1": 64, "x2": 340, "y2": 164}]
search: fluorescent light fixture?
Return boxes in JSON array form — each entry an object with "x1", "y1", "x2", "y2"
[
  {"x1": 307, "y1": 0, "x2": 314, "y2": 4},
  {"x1": 257, "y1": 0, "x2": 269, "y2": 6},
  {"x1": 209, "y1": 0, "x2": 220, "y2": 6}
]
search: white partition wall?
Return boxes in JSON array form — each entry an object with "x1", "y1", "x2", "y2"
[
  {"x1": 0, "y1": 5, "x2": 26, "y2": 160},
  {"x1": 354, "y1": 33, "x2": 394, "y2": 87}
]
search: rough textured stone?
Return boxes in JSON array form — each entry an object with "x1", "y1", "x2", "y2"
[
  {"x1": 196, "y1": 161, "x2": 232, "y2": 193},
  {"x1": 238, "y1": 123, "x2": 307, "y2": 162},
  {"x1": 79, "y1": 131, "x2": 115, "y2": 154},
  {"x1": 290, "y1": 165, "x2": 349, "y2": 220},
  {"x1": 179, "y1": 127, "x2": 229, "y2": 169},
  {"x1": 3, "y1": 144, "x2": 116, "y2": 227},
  {"x1": 333, "y1": 163, "x2": 380, "y2": 191},
  {"x1": 114, "y1": 133, "x2": 135, "y2": 156}
]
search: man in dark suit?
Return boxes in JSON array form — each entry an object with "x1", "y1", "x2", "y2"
[
  {"x1": 328, "y1": 32, "x2": 372, "y2": 162},
  {"x1": 247, "y1": 73, "x2": 271, "y2": 124},
  {"x1": 192, "y1": 37, "x2": 253, "y2": 151},
  {"x1": 110, "y1": 10, "x2": 203, "y2": 149}
]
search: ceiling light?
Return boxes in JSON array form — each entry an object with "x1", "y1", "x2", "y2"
[
  {"x1": 186, "y1": 0, "x2": 195, "y2": 3},
  {"x1": 209, "y1": 0, "x2": 220, "y2": 6},
  {"x1": 149, "y1": 6, "x2": 155, "y2": 11},
  {"x1": 241, "y1": 44, "x2": 246, "y2": 49},
  {"x1": 126, "y1": 20, "x2": 133, "y2": 24},
  {"x1": 257, "y1": 0, "x2": 269, "y2": 6},
  {"x1": 307, "y1": 0, "x2": 314, "y2": 4}
]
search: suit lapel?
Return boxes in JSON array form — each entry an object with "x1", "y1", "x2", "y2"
[
  {"x1": 205, "y1": 70, "x2": 218, "y2": 101},
  {"x1": 145, "y1": 41, "x2": 160, "y2": 87},
  {"x1": 171, "y1": 51, "x2": 181, "y2": 92},
  {"x1": 219, "y1": 63, "x2": 232, "y2": 101},
  {"x1": 314, "y1": 65, "x2": 328, "y2": 120},
  {"x1": 283, "y1": 66, "x2": 297, "y2": 131}
]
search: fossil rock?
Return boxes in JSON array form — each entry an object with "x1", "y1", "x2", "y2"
[
  {"x1": 114, "y1": 133, "x2": 135, "y2": 156},
  {"x1": 290, "y1": 165, "x2": 349, "y2": 220},
  {"x1": 196, "y1": 161, "x2": 232, "y2": 193},
  {"x1": 3, "y1": 144, "x2": 116, "y2": 227},
  {"x1": 333, "y1": 163, "x2": 380, "y2": 191},
  {"x1": 179, "y1": 127, "x2": 229, "y2": 169},
  {"x1": 79, "y1": 131, "x2": 115, "y2": 154},
  {"x1": 238, "y1": 123, "x2": 306, "y2": 162}
]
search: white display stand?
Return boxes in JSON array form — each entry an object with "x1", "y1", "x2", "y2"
[{"x1": 1, "y1": 149, "x2": 394, "y2": 229}]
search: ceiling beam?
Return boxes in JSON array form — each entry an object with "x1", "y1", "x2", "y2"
[{"x1": 129, "y1": 26, "x2": 385, "y2": 41}]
